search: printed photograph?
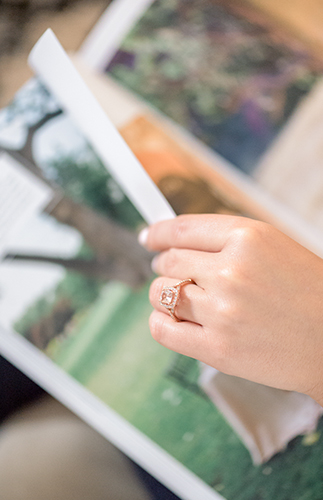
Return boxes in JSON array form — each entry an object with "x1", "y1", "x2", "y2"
[
  {"x1": 105, "y1": 0, "x2": 321, "y2": 174},
  {"x1": 1, "y1": 77, "x2": 323, "y2": 500}
]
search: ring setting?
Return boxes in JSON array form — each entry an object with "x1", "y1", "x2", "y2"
[{"x1": 159, "y1": 278, "x2": 195, "y2": 322}]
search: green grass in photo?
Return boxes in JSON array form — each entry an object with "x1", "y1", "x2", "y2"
[{"x1": 51, "y1": 281, "x2": 323, "y2": 500}]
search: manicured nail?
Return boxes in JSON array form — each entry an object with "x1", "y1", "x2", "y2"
[
  {"x1": 151, "y1": 255, "x2": 159, "y2": 273},
  {"x1": 138, "y1": 227, "x2": 149, "y2": 247}
]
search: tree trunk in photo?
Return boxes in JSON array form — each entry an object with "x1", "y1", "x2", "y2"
[
  {"x1": 5, "y1": 246, "x2": 153, "y2": 288},
  {"x1": 5, "y1": 191, "x2": 153, "y2": 288},
  {"x1": 0, "y1": 109, "x2": 63, "y2": 182},
  {"x1": 45, "y1": 194, "x2": 153, "y2": 287},
  {"x1": 0, "y1": 107, "x2": 153, "y2": 288}
]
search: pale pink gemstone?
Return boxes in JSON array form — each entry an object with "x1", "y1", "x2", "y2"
[{"x1": 161, "y1": 289, "x2": 174, "y2": 305}]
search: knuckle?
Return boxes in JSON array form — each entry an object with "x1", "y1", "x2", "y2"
[
  {"x1": 232, "y1": 220, "x2": 267, "y2": 247},
  {"x1": 233, "y1": 226, "x2": 258, "y2": 246},
  {"x1": 171, "y1": 215, "x2": 190, "y2": 245},
  {"x1": 218, "y1": 263, "x2": 238, "y2": 283},
  {"x1": 211, "y1": 297, "x2": 244, "y2": 334},
  {"x1": 217, "y1": 298, "x2": 239, "y2": 323},
  {"x1": 216, "y1": 261, "x2": 243, "y2": 291},
  {"x1": 229, "y1": 221, "x2": 269, "y2": 267}
]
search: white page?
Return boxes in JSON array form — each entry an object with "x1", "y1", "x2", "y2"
[
  {"x1": 0, "y1": 153, "x2": 52, "y2": 259},
  {"x1": 28, "y1": 29, "x2": 175, "y2": 226},
  {"x1": 79, "y1": 0, "x2": 154, "y2": 72}
]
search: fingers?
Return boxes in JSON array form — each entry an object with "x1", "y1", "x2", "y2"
[
  {"x1": 152, "y1": 248, "x2": 216, "y2": 287},
  {"x1": 149, "y1": 310, "x2": 208, "y2": 360},
  {"x1": 139, "y1": 214, "x2": 248, "y2": 253},
  {"x1": 149, "y1": 277, "x2": 206, "y2": 324}
]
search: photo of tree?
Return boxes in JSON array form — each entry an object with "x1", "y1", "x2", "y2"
[{"x1": 1, "y1": 76, "x2": 323, "y2": 500}]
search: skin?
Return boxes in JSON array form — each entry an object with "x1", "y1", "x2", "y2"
[{"x1": 139, "y1": 214, "x2": 323, "y2": 406}]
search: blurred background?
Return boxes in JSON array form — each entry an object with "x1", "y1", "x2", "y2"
[{"x1": 0, "y1": 0, "x2": 111, "y2": 106}]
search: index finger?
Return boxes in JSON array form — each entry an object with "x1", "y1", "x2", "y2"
[{"x1": 139, "y1": 214, "x2": 248, "y2": 252}]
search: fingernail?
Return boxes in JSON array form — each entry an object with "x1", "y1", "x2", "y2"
[
  {"x1": 151, "y1": 255, "x2": 159, "y2": 273},
  {"x1": 138, "y1": 227, "x2": 149, "y2": 247}
]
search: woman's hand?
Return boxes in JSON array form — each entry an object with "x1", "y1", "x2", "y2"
[{"x1": 139, "y1": 214, "x2": 323, "y2": 405}]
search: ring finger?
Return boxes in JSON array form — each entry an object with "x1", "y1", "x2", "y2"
[{"x1": 149, "y1": 277, "x2": 206, "y2": 324}]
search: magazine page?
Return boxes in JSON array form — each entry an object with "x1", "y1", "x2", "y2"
[
  {"x1": 73, "y1": 58, "x2": 323, "y2": 259},
  {"x1": 79, "y1": 0, "x2": 323, "y2": 233},
  {"x1": 0, "y1": 38, "x2": 220, "y2": 500},
  {"x1": 1, "y1": 29, "x2": 323, "y2": 500},
  {"x1": 0, "y1": 153, "x2": 52, "y2": 259}
]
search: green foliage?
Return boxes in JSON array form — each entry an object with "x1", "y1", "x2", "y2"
[
  {"x1": 55, "y1": 273, "x2": 101, "y2": 312},
  {"x1": 108, "y1": 0, "x2": 319, "y2": 172},
  {"x1": 15, "y1": 262, "x2": 102, "y2": 338},
  {"x1": 14, "y1": 294, "x2": 54, "y2": 335},
  {"x1": 47, "y1": 148, "x2": 143, "y2": 229}
]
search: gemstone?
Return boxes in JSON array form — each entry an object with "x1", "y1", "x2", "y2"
[{"x1": 160, "y1": 287, "x2": 177, "y2": 307}]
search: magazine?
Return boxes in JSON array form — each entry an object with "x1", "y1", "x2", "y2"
[
  {"x1": 1, "y1": 26, "x2": 323, "y2": 500},
  {"x1": 79, "y1": 0, "x2": 323, "y2": 233}
]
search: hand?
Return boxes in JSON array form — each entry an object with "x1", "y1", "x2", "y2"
[{"x1": 139, "y1": 214, "x2": 323, "y2": 405}]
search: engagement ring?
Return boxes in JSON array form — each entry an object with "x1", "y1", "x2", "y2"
[{"x1": 159, "y1": 278, "x2": 195, "y2": 322}]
